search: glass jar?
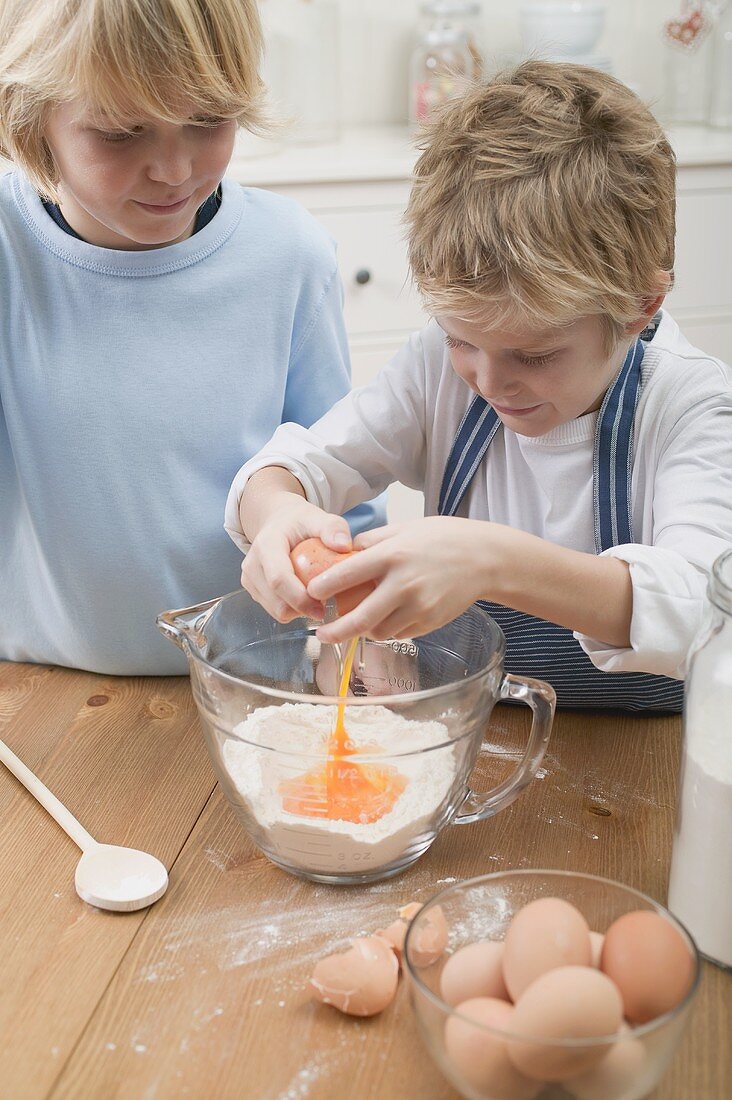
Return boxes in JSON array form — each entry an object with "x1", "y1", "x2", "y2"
[
  {"x1": 410, "y1": 2, "x2": 483, "y2": 129},
  {"x1": 668, "y1": 548, "x2": 732, "y2": 969},
  {"x1": 662, "y1": 2, "x2": 714, "y2": 125},
  {"x1": 417, "y1": 1, "x2": 484, "y2": 78},
  {"x1": 709, "y1": 1, "x2": 732, "y2": 128}
]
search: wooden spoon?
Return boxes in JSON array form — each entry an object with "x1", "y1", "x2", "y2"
[{"x1": 0, "y1": 737, "x2": 168, "y2": 912}]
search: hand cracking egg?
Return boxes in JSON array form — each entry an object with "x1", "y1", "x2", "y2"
[{"x1": 290, "y1": 538, "x2": 375, "y2": 616}]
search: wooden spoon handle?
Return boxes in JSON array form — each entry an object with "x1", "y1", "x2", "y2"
[{"x1": 0, "y1": 738, "x2": 97, "y2": 853}]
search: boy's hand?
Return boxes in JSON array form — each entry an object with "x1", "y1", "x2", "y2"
[
  {"x1": 306, "y1": 517, "x2": 496, "y2": 643},
  {"x1": 305, "y1": 516, "x2": 634, "y2": 651},
  {"x1": 241, "y1": 497, "x2": 353, "y2": 624}
]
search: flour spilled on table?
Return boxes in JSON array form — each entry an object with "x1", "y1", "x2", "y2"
[{"x1": 221, "y1": 703, "x2": 458, "y2": 875}]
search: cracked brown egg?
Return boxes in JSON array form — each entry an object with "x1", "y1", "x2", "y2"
[{"x1": 310, "y1": 935, "x2": 399, "y2": 1017}]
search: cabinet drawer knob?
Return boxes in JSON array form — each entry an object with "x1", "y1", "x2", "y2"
[{"x1": 355, "y1": 268, "x2": 372, "y2": 285}]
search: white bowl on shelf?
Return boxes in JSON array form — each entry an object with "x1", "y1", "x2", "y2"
[{"x1": 520, "y1": 1, "x2": 607, "y2": 58}]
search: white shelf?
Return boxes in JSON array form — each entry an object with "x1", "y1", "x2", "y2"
[
  {"x1": 227, "y1": 126, "x2": 415, "y2": 186},
  {"x1": 227, "y1": 123, "x2": 732, "y2": 188}
]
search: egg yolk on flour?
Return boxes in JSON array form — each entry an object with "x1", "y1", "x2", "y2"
[{"x1": 279, "y1": 637, "x2": 408, "y2": 823}]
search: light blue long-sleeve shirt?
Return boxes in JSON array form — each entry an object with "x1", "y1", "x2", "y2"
[{"x1": 0, "y1": 171, "x2": 382, "y2": 674}]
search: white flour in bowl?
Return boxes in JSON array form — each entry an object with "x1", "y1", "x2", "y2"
[{"x1": 222, "y1": 703, "x2": 459, "y2": 875}]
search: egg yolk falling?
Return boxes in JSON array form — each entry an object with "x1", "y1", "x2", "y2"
[{"x1": 279, "y1": 637, "x2": 407, "y2": 824}]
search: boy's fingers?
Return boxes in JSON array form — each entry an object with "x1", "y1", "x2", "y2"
[
  {"x1": 352, "y1": 524, "x2": 397, "y2": 550},
  {"x1": 266, "y1": 567, "x2": 324, "y2": 619},
  {"x1": 249, "y1": 532, "x2": 325, "y2": 620},
  {"x1": 318, "y1": 518, "x2": 352, "y2": 553},
  {"x1": 315, "y1": 585, "x2": 398, "y2": 645},
  {"x1": 307, "y1": 546, "x2": 386, "y2": 599}
]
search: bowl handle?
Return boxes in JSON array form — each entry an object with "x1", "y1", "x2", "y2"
[
  {"x1": 452, "y1": 673, "x2": 556, "y2": 825},
  {"x1": 156, "y1": 597, "x2": 223, "y2": 651}
]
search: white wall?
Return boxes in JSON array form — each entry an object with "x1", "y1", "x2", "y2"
[{"x1": 263, "y1": 0, "x2": 677, "y2": 127}]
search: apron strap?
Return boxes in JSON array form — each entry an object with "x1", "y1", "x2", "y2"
[
  {"x1": 592, "y1": 339, "x2": 644, "y2": 554},
  {"x1": 438, "y1": 338, "x2": 645, "y2": 555},
  {"x1": 438, "y1": 397, "x2": 500, "y2": 516}
]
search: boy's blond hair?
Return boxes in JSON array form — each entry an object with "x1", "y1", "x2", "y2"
[
  {"x1": 406, "y1": 61, "x2": 676, "y2": 345},
  {"x1": 0, "y1": 0, "x2": 266, "y2": 200}
]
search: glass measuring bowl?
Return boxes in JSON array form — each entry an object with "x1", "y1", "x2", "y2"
[{"x1": 158, "y1": 591, "x2": 555, "y2": 884}]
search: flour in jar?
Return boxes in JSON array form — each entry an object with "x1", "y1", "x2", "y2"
[
  {"x1": 222, "y1": 703, "x2": 458, "y2": 875},
  {"x1": 668, "y1": 689, "x2": 732, "y2": 967}
]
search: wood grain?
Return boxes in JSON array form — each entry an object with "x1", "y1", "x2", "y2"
[
  {"x1": 0, "y1": 663, "x2": 728, "y2": 1099},
  {"x1": 0, "y1": 665, "x2": 215, "y2": 1099}
]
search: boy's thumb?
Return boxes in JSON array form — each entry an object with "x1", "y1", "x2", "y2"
[{"x1": 320, "y1": 520, "x2": 352, "y2": 553}]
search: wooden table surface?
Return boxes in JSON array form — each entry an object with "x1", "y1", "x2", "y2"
[{"x1": 0, "y1": 660, "x2": 729, "y2": 1100}]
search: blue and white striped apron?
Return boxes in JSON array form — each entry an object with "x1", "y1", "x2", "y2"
[{"x1": 438, "y1": 336, "x2": 683, "y2": 712}]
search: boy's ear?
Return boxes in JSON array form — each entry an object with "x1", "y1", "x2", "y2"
[{"x1": 624, "y1": 272, "x2": 672, "y2": 337}]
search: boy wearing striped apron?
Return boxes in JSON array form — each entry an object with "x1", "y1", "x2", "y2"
[{"x1": 227, "y1": 62, "x2": 732, "y2": 711}]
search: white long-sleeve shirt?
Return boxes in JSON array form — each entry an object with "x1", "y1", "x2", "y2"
[{"x1": 225, "y1": 312, "x2": 732, "y2": 680}]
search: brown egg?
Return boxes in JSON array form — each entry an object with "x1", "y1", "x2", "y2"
[
  {"x1": 566, "y1": 1025, "x2": 648, "y2": 1100},
  {"x1": 290, "y1": 538, "x2": 374, "y2": 616},
  {"x1": 444, "y1": 998, "x2": 541, "y2": 1100},
  {"x1": 600, "y1": 910, "x2": 695, "y2": 1024},
  {"x1": 440, "y1": 941, "x2": 510, "y2": 1007},
  {"x1": 503, "y1": 898, "x2": 592, "y2": 1001},
  {"x1": 508, "y1": 966, "x2": 624, "y2": 1081},
  {"x1": 310, "y1": 935, "x2": 399, "y2": 1016},
  {"x1": 589, "y1": 932, "x2": 604, "y2": 969},
  {"x1": 409, "y1": 903, "x2": 449, "y2": 968}
]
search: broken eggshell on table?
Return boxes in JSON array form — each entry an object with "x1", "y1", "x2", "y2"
[{"x1": 309, "y1": 900, "x2": 448, "y2": 1016}]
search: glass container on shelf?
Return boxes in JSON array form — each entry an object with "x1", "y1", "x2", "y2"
[
  {"x1": 410, "y1": 1, "x2": 484, "y2": 130},
  {"x1": 417, "y1": 1, "x2": 485, "y2": 79},
  {"x1": 668, "y1": 549, "x2": 732, "y2": 969},
  {"x1": 260, "y1": 0, "x2": 340, "y2": 145},
  {"x1": 662, "y1": 1, "x2": 714, "y2": 125}
]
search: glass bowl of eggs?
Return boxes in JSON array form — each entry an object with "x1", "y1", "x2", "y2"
[{"x1": 403, "y1": 870, "x2": 700, "y2": 1100}]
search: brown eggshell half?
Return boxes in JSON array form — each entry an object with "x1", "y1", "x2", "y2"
[
  {"x1": 409, "y1": 904, "x2": 449, "y2": 968},
  {"x1": 310, "y1": 935, "x2": 399, "y2": 1017}
]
